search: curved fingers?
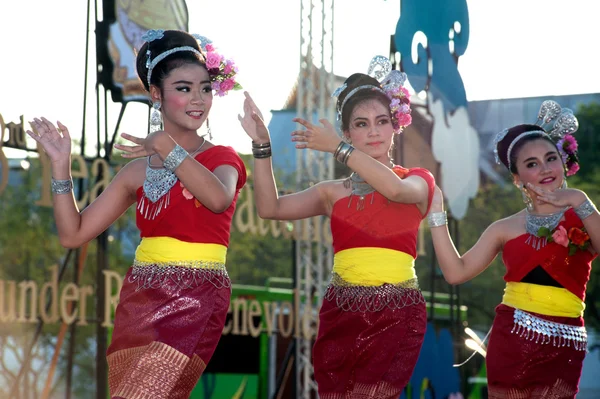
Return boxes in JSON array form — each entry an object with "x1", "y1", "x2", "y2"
[
  {"x1": 293, "y1": 117, "x2": 313, "y2": 130},
  {"x1": 120, "y1": 133, "x2": 145, "y2": 145}
]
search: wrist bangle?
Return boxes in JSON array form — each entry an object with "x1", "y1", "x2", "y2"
[
  {"x1": 163, "y1": 144, "x2": 188, "y2": 172},
  {"x1": 428, "y1": 211, "x2": 447, "y2": 227},
  {"x1": 574, "y1": 198, "x2": 597, "y2": 220},
  {"x1": 51, "y1": 178, "x2": 73, "y2": 195},
  {"x1": 253, "y1": 149, "x2": 272, "y2": 159},
  {"x1": 252, "y1": 143, "x2": 272, "y2": 159},
  {"x1": 333, "y1": 141, "x2": 344, "y2": 157},
  {"x1": 334, "y1": 142, "x2": 354, "y2": 165},
  {"x1": 252, "y1": 141, "x2": 271, "y2": 149}
]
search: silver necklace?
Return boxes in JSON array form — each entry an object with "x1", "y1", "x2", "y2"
[
  {"x1": 346, "y1": 172, "x2": 376, "y2": 210},
  {"x1": 524, "y1": 206, "x2": 569, "y2": 250},
  {"x1": 140, "y1": 139, "x2": 206, "y2": 219}
]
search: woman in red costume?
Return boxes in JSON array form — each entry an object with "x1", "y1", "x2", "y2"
[
  {"x1": 27, "y1": 30, "x2": 246, "y2": 398},
  {"x1": 429, "y1": 100, "x2": 599, "y2": 398},
  {"x1": 239, "y1": 55, "x2": 434, "y2": 398}
]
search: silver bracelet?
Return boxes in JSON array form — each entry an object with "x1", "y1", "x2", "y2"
[
  {"x1": 51, "y1": 178, "x2": 73, "y2": 195},
  {"x1": 163, "y1": 145, "x2": 188, "y2": 172},
  {"x1": 428, "y1": 211, "x2": 448, "y2": 228},
  {"x1": 252, "y1": 141, "x2": 271, "y2": 149},
  {"x1": 252, "y1": 143, "x2": 272, "y2": 158},
  {"x1": 334, "y1": 142, "x2": 354, "y2": 165},
  {"x1": 574, "y1": 198, "x2": 597, "y2": 220}
]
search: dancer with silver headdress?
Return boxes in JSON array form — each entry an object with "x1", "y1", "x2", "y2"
[
  {"x1": 428, "y1": 100, "x2": 599, "y2": 398},
  {"x1": 239, "y1": 56, "x2": 435, "y2": 398},
  {"x1": 28, "y1": 30, "x2": 245, "y2": 398}
]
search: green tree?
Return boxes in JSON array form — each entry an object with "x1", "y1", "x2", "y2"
[{"x1": 0, "y1": 155, "x2": 134, "y2": 397}]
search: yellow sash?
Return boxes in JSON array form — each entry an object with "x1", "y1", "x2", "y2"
[
  {"x1": 502, "y1": 281, "x2": 585, "y2": 318},
  {"x1": 333, "y1": 247, "x2": 416, "y2": 286},
  {"x1": 135, "y1": 236, "x2": 227, "y2": 266}
]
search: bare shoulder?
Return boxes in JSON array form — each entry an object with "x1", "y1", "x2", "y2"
[
  {"x1": 319, "y1": 178, "x2": 349, "y2": 201},
  {"x1": 113, "y1": 158, "x2": 147, "y2": 196},
  {"x1": 490, "y1": 210, "x2": 527, "y2": 245},
  {"x1": 308, "y1": 179, "x2": 350, "y2": 214}
]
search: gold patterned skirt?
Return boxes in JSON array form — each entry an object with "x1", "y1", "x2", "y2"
[{"x1": 107, "y1": 238, "x2": 231, "y2": 399}]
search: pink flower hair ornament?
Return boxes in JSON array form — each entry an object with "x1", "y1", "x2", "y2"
[
  {"x1": 556, "y1": 134, "x2": 580, "y2": 176},
  {"x1": 535, "y1": 100, "x2": 581, "y2": 176},
  {"x1": 141, "y1": 30, "x2": 242, "y2": 98},
  {"x1": 192, "y1": 34, "x2": 242, "y2": 97}
]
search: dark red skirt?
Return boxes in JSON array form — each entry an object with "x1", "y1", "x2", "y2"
[
  {"x1": 313, "y1": 293, "x2": 426, "y2": 399},
  {"x1": 106, "y1": 267, "x2": 230, "y2": 399},
  {"x1": 486, "y1": 304, "x2": 586, "y2": 398}
]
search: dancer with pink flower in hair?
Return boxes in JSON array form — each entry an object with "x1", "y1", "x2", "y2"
[
  {"x1": 28, "y1": 29, "x2": 245, "y2": 398},
  {"x1": 428, "y1": 100, "x2": 599, "y2": 398},
  {"x1": 239, "y1": 55, "x2": 435, "y2": 398}
]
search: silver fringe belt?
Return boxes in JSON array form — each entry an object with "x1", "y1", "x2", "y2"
[
  {"x1": 128, "y1": 260, "x2": 231, "y2": 291},
  {"x1": 511, "y1": 308, "x2": 587, "y2": 351},
  {"x1": 324, "y1": 273, "x2": 425, "y2": 312}
]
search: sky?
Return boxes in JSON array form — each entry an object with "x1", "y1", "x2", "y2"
[{"x1": 0, "y1": 0, "x2": 599, "y2": 158}]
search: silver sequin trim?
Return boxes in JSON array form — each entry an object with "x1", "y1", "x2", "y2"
[
  {"x1": 511, "y1": 308, "x2": 587, "y2": 351},
  {"x1": 574, "y1": 199, "x2": 597, "y2": 220},
  {"x1": 51, "y1": 178, "x2": 73, "y2": 195},
  {"x1": 163, "y1": 145, "x2": 189, "y2": 172},
  {"x1": 524, "y1": 206, "x2": 569, "y2": 250},
  {"x1": 324, "y1": 273, "x2": 425, "y2": 312},
  {"x1": 142, "y1": 165, "x2": 177, "y2": 203},
  {"x1": 128, "y1": 262, "x2": 231, "y2": 291}
]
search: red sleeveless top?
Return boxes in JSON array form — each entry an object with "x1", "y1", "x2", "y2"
[
  {"x1": 135, "y1": 145, "x2": 247, "y2": 246},
  {"x1": 330, "y1": 167, "x2": 435, "y2": 257},
  {"x1": 502, "y1": 208, "x2": 596, "y2": 301}
]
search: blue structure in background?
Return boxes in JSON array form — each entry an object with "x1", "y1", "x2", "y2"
[
  {"x1": 267, "y1": 110, "x2": 298, "y2": 180},
  {"x1": 401, "y1": 324, "x2": 461, "y2": 399},
  {"x1": 394, "y1": 0, "x2": 470, "y2": 115}
]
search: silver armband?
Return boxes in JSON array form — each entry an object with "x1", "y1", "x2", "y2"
[
  {"x1": 252, "y1": 141, "x2": 272, "y2": 159},
  {"x1": 333, "y1": 141, "x2": 354, "y2": 165},
  {"x1": 163, "y1": 145, "x2": 188, "y2": 172},
  {"x1": 574, "y1": 199, "x2": 597, "y2": 220},
  {"x1": 51, "y1": 178, "x2": 73, "y2": 195},
  {"x1": 428, "y1": 211, "x2": 448, "y2": 228}
]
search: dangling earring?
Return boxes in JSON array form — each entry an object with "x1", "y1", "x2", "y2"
[
  {"x1": 561, "y1": 178, "x2": 568, "y2": 189},
  {"x1": 150, "y1": 101, "x2": 162, "y2": 133},
  {"x1": 343, "y1": 135, "x2": 351, "y2": 144},
  {"x1": 518, "y1": 183, "x2": 533, "y2": 211},
  {"x1": 206, "y1": 118, "x2": 213, "y2": 140}
]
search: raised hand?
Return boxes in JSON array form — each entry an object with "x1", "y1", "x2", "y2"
[
  {"x1": 238, "y1": 91, "x2": 270, "y2": 144},
  {"x1": 114, "y1": 132, "x2": 157, "y2": 159},
  {"x1": 291, "y1": 117, "x2": 341, "y2": 154},
  {"x1": 26, "y1": 118, "x2": 72, "y2": 163},
  {"x1": 527, "y1": 182, "x2": 587, "y2": 208},
  {"x1": 430, "y1": 185, "x2": 445, "y2": 212},
  {"x1": 115, "y1": 127, "x2": 179, "y2": 160}
]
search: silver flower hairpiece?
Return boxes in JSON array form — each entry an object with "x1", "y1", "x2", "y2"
[
  {"x1": 143, "y1": 30, "x2": 165, "y2": 69},
  {"x1": 142, "y1": 29, "x2": 164, "y2": 43},
  {"x1": 493, "y1": 100, "x2": 580, "y2": 173},
  {"x1": 191, "y1": 34, "x2": 212, "y2": 51},
  {"x1": 535, "y1": 100, "x2": 579, "y2": 138}
]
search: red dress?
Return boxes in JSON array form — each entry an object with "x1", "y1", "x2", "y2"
[
  {"x1": 313, "y1": 167, "x2": 435, "y2": 399},
  {"x1": 106, "y1": 146, "x2": 247, "y2": 399},
  {"x1": 486, "y1": 209, "x2": 596, "y2": 398}
]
